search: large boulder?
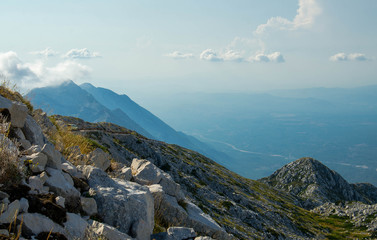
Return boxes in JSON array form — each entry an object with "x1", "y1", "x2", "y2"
[
  {"x1": 0, "y1": 95, "x2": 28, "y2": 128},
  {"x1": 131, "y1": 159, "x2": 184, "y2": 200},
  {"x1": 22, "y1": 115, "x2": 45, "y2": 146},
  {"x1": 26, "y1": 152, "x2": 48, "y2": 173},
  {"x1": 148, "y1": 184, "x2": 227, "y2": 239},
  {"x1": 87, "y1": 148, "x2": 111, "y2": 171},
  {"x1": 42, "y1": 143, "x2": 62, "y2": 170},
  {"x1": 44, "y1": 167, "x2": 81, "y2": 212},
  {"x1": 63, "y1": 213, "x2": 88, "y2": 240},
  {"x1": 131, "y1": 158, "x2": 162, "y2": 185},
  {"x1": 82, "y1": 165, "x2": 154, "y2": 240},
  {"x1": 0, "y1": 200, "x2": 20, "y2": 224},
  {"x1": 19, "y1": 213, "x2": 65, "y2": 236}
]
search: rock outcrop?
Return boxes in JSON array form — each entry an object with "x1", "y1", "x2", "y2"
[{"x1": 259, "y1": 157, "x2": 366, "y2": 209}]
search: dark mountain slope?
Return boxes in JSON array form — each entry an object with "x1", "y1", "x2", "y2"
[{"x1": 27, "y1": 80, "x2": 152, "y2": 138}]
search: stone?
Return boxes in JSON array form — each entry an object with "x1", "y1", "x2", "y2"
[
  {"x1": 14, "y1": 128, "x2": 26, "y2": 140},
  {"x1": 55, "y1": 196, "x2": 65, "y2": 208},
  {"x1": 89, "y1": 220, "x2": 133, "y2": 240},
  {"x1": 42, "y1": 143, "x2": 62, "y2": 170},
  {"x1": 19, "y1": 139, "x2": 32, "y2": 150},
  {"x1": 19, "y1": 198, "x2": 29, "y2": 213},
  {"x1": 159, "y1": 172, "x2": 185, "y2": 201},
  {"x1": 62, "y1": 172, "x2": 74, "y2": 186},
  {"x1": 26, "y1": 152, "x2": 47, "y2": 173},
  {"x1": 23, "y1": 145, "x2": 42, "y2": 155},
  {"x1": 19, "y1": 213, "x2": 65, "y2": 236},
  {"x1": 63, "y1": 213, "x2": 88, "y2": 240},
  {"x1": 22, "y1": 115, "x2": 45, "y2": 146},
  {"x1": 82, "y1": 165, "x2": 154, "y2": 240},
  {"x1": 119, "y1": 167, "x2": 132, "y2": 181},
  {"x1": 0, "y1": 95, "x2": 28, "y2": 128},
  {"x1": 28, "y1": 176, "x2": 44, "y2": 192},
  {"x1": 80, "y1": 197, "x2": 97, "y2": 216},
  {"x1": 0, "y1": 200, "x2": 20, "y2": 224},
  {"x1": 131, "y1": 158, "x2": 163, "y2": 185},
  {"x1": 45, "y1": 167, "x2": 80, "y2": 203},
  {"x1": 87, "y1": 148, "x2": 111, "y2": 171},
  {"x1": 167, "y1": 227, "x2": 196, "y2": 239},
  {"x1": 62, "y1": 162, "x2": 84, "y2": 179}
]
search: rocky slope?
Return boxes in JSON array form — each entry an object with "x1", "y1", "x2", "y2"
[
  {"x1": 0, "y1": 87, "x2": 376, "y2": 239},
  {"x1": 259, "y1": 157, "x2": 377, "y2": 209}
]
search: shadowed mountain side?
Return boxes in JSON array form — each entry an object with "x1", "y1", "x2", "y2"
[{"x1": 27, "y1": 80, "x2": 152, "y2": 138}]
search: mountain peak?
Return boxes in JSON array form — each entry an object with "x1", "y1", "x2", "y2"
[{"x1": 259, "y1": 157, "x2": 364, "y2": 208}]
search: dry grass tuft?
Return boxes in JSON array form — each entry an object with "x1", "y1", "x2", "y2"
[{"x1": 0, "y1": 76, "x2": 33, "y2": 112}]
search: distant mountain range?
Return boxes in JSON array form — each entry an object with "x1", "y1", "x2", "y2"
[{"x1": 27, "y1": 80, "x2": 227, "y2": 162}]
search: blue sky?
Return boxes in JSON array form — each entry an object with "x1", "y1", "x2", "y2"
[{"x1": 0, "y1": 0, "x2": 376, "y2": 99}]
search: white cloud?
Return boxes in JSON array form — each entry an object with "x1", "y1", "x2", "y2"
[
  {"x1": 199, "y1": 49, "x2": 284, "y2": 63},
  {"x1": 165, "y1": 51, "x2": 194, "y2": 59},
  {"x1": 0, "y1": 51, "x2": 91, "y2": 92},
  {"x1": 30, "y1": 47, "x2": 58, "y2": 57},
  {"x1": 330, "y1": 52, "x2": 370, "y2": 62},
  {"x1": 255, "y1": 0, "x2": 321, "y2": 34},
  {"x1": 64, "y1": 48, "x2": 101, "y2": 59},
  {"x1": 200, "y1": 49, "x2": 223, "y2": 62},
  {"x1": 250, "y1": 52, "x2": 285, "y2": 63}
]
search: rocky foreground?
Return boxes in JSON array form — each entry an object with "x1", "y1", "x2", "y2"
[{"x1": 0, "y1": 88, "x2": 376, "y2": 239}]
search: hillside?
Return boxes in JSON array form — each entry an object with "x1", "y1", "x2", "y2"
[{"x1": 0, "y1": 87, "x2": 376, "y2": 239}]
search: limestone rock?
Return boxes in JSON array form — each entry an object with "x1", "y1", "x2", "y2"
[
  {"x1": 87, "y1": 148, "x2": 111, "y2": 171},
  {"x1": 119, "y1": 167, "x2": 132, "y2": 181},
  {"x1": 82, "y1": 165, "x2": 154, "y2": 240},
  {"x1": 22, "y1": 115, "x2": 45, "y2": 146},
  {"x1": 0, "y1": 200, "x2": 20, "y2": 224},
  {"x1": 19, "y1": 198, "x2": 29, "y2": 213},
  {"x1": 167, "y1": 227, "x2": 196, "y2": 239},
  {"x1": 26, "y1": 152, "x2": 48, "y2": 173},
  {"x1": 64, "y1": 213, "x2": 88, "y2": 240},
  {"x1": 45, "y1": 167, "x2": 80, "y2": 207},
  {"x1": 28, "y1": 176, "x2": 44, "y2": 192},
  {"x1": 89, "y1": 220, "x2": 133, "y2": 240},
  {"x1": 19, "y1": 213, "x2": 65, "y2": 236},
  {"x1": 132, "y1": 159, "x2": 184, "y2": 200},
  {"x1": 42, "y1": 143, "x2": 62, "y2": 170},
  {"x1": 131, "y1": 158, "x2": 162, "y2": 185},
  {"x1": 80, "y1": 197, "x2": 97, "y2": 216},
  {"x1": 0, "y1": 95, "x2": 28, "y2": 128}
]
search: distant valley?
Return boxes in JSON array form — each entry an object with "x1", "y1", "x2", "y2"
[{"x1": 135, "y1": 85, "x2": 377, "y2": 185}]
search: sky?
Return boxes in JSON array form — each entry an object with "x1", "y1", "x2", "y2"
[{"x1": 0, "y1": 0, "x2": 376, "y2": 100}]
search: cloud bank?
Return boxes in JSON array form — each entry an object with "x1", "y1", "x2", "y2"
[
  {"x1": 0, "y1": 51, "x2": 91, "y2": 92},
  {"x1": 255, "y1": 0, "x2": 321, "y2": 34},
  {"x1": 64, "y1": 48, "x2": 101, "y2": 59},
  {"x1": 329, "y1": 53, "x2": 370, "y2": 62}
]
